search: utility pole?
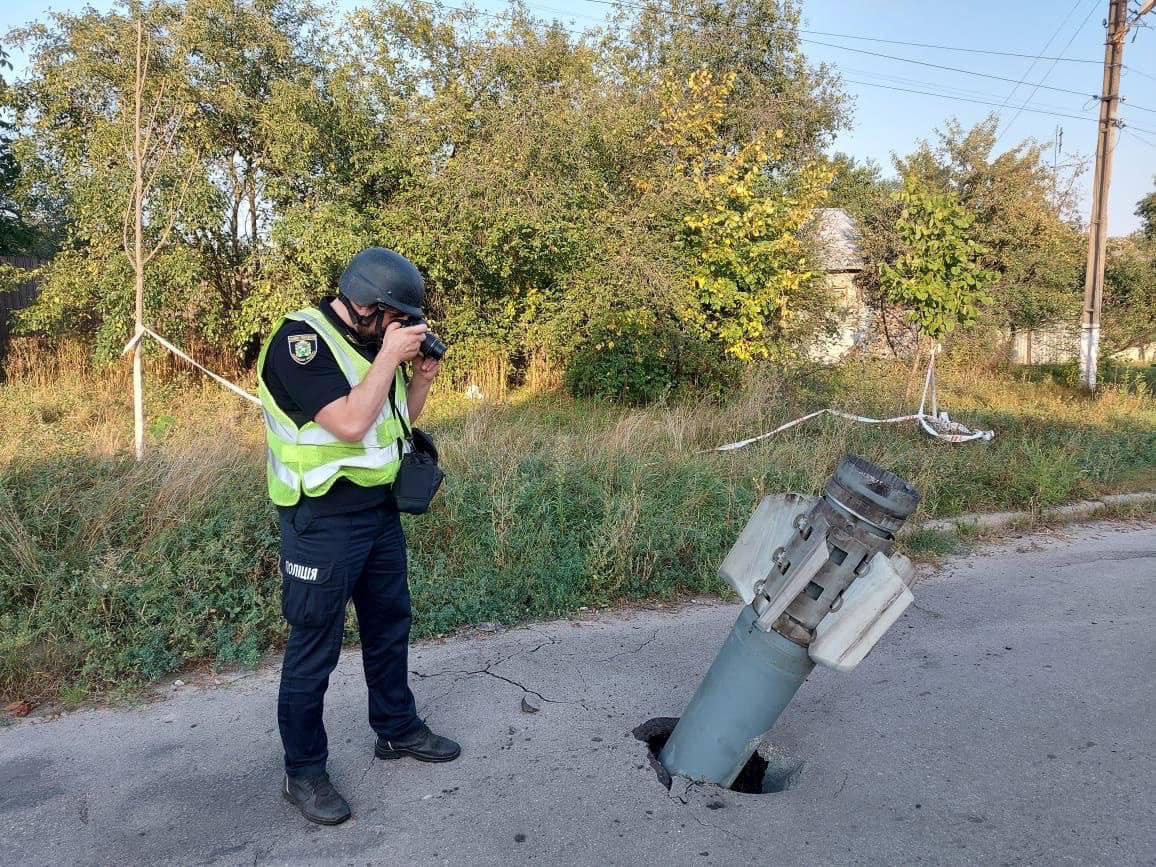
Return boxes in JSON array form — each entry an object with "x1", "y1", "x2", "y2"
[{"x1": 1080, "y1": 0, "x2": 1155, "y2": 390}]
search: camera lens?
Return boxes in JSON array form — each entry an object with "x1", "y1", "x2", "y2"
[{"x1": 420, "y1": 332, "x2": 447, "y2": 360}]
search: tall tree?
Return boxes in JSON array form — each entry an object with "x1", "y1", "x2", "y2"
[
  {"x1": 123, "y1": 12, "x2": 196, "y2": 459},
  {"x1": 8, "y1": 0, "x2": 338, "y2": 358},
  {"x1": 177, "y1": 0, "x2": 328, "y2": 323},
  {"x1": 607, "y1": 0, "x2": 847, "y2": 164},
  {"x1": 879, "y1": 178, "x2": 994, "y2": 343},
  {"x1": 10, "y1": 3, "x2": 208, "y2": 356},
  {"x1": 896, "y1": 117, "x2": 1086, "y2": 335}
]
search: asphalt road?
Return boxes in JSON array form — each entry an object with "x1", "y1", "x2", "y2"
[{"x1": 2, "y1": 521, "x2": 1154, "y2": 866}]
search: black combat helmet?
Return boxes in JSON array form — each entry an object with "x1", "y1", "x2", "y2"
[{"x1": 338, "y1": 247, "x2": 426, "y2": 318}]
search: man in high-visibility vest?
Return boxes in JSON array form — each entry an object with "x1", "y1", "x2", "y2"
[{"x1": 258, "y1": 247, "x2": 459, "y2": 826}]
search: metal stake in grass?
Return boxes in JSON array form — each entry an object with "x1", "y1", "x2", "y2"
[{"x1": 658, "y1": 455, "x2": 920, "y2": 788}]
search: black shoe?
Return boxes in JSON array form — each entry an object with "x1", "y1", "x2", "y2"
[
  {"x1": 375, "y1": 723, "x2": 461, "y2": 763},
  {"x1": 282, "y1": 772, "x2": 351, "y2": 825}
]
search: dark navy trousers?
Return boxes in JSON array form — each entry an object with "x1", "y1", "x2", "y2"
[{"x1": 276, "y1": 500, "x2": 420, "y2": 778}]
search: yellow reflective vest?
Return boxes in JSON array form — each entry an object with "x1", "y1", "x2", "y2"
[{"x1": 256, "y1": 307, "x2": 408, "y2": 507}]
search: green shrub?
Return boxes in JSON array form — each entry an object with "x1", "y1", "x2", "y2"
[
  {"x1": 1033, "y1": 360, "x2": 1155, "y2": 395},
  {"x1": 564, "y1": 312, "x2": 739, "y2": 405},
  {"x1": 565, "y1": 320, "x2": 677, "y2": 405}
]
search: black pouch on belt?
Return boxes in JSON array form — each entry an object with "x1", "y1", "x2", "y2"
[
  {"x1": 392, "y1": 426, "x2": 445, "y2": 515},
  {"x1": 387, "y1": 373, "x2": 444, "y2": 514}
]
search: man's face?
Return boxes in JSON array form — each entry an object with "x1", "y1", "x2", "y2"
[{"x1": 348, "y1": 302, "x2": 406, "y2": 342}]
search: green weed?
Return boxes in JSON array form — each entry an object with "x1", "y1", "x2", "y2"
[{"x1": 902, "y1": 528, "x2": 964, "y2": 561}]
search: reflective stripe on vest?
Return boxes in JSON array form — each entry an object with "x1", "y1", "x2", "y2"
[{"x1": 256, "y1": 307, "x2": 409, "y2": 506}]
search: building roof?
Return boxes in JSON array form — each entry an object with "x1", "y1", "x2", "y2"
[{"x1": 813, "y1": 207, "x2": 864, "y2": 272}]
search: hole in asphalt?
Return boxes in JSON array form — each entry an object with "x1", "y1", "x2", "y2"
[{"x1": 632, "y1": 717, "x2": 804, "y2": 795}]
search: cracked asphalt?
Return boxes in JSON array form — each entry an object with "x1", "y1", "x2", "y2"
[{"x1": 2, "y1": 521, "x2": 1154, "y2": 866}]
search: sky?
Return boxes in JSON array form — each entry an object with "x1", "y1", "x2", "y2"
[{"x1": 3, "y1": 0, "x2": 1155, "y2": 235}]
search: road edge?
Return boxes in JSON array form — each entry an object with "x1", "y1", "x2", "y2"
[{"x1": 903, "y1": 491, "x2": 1156, "y2": 536}]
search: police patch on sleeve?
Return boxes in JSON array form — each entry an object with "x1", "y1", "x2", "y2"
[{"x1": 287, "y1": 333, "x2": 318, "y2": 365}]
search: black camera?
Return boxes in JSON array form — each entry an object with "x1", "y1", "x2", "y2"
[{"x1": 401, "y1": 316, "x2": 447, "y2": 361}]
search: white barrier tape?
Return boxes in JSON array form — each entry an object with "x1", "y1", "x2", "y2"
[
  {"x1": 711, "y1": 409, "x2": 922, "y2": 452},
  {"x1": 119, "y1": 326, "x2": 996, "y2": 448},
  {"x1": 710, "y1": 349, "x2": 994, "y2": 452},
  {"x1": 121, "y1": 325, "x2": 146, "y2": 355},
  {"x1": 120, "y1": 325, "x2": 261, "y2": 407},
  {"x1": 917, "y1": 413, "x2": 994, "y2": 444},
  {"x1": 711, "y1": 408, "x2": 993, "y2": 452}
]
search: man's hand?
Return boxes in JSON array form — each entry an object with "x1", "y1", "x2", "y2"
[
  {"x1": 314, "y1": 321, "x2": 423, "y2": 443},
  {"x1": 412, "y1": 356, "x2": 441, "y2": 383},
  {"x1": 406, "y1": 353, "x2": 440, "y2": 422},
  {"x1": 381, "y1": 320, "x2": 427, "y2": 365}
]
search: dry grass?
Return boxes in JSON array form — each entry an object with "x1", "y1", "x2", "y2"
[{"x1": 7, "y1": 340, "x2": 1152, "y2": 521}]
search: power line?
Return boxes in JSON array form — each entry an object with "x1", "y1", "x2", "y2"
[
  {"x1": 523, "y1": 1, "x2": 605, "y2": 24},
  {"x1": 569, "y1": 0, "x2": 1107, "y2": 112},
  {"x1": 1126, "y1": 66, "x2": 1156, "y2": 81},
  {"x1": 793, "y1": 29, "x2": 1101, "y2": 64},
  {"x1": 1125, "y1": 128, "x2": 1156, "y2": 148},
  {"x1": 802, "y1": 37, "x2": 1098, "y2": 100},
  {"x1": 841, "y1": 78, "x2": 1108, "y2": 125},
  {"x1": 450, "y1": 0, "x2": 1109, "y2": 98},
  {"x1": 415, "y1": 1, "x2": 1126, "y2": 127},
  {"x1": 840, "y1": 79, "x2": 1098, "y2": 124},
  {"x1": 573, "y1": 0, "x2": 1156, "y2": 117},
  {"x1": 996, "y1": 0, "x2": 1102, "y2": 141},
  {"x1": 573, "y1": 0, "x2": 1105, "y2": 63},
  {"x1": 1121, "y1": 97, "x2": 1156, "y2": 114},
  {"x1": 838, "y1": 65, "x2": 1099, "y2": 115},
  {"x1": 995, "y1": 0, "x2": 1088, "y2": 119},
  {"x1": 837, "y1": 64, "x2": 1084, "y2": 111},
  {"x1": 429, "y1": 2, "x2": 593, "y2": 38}
]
